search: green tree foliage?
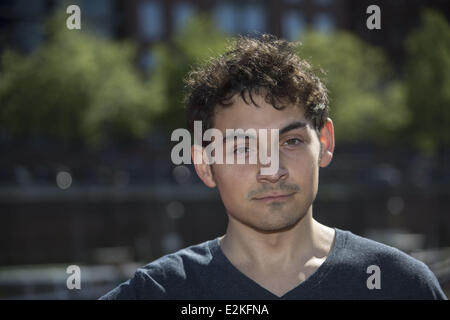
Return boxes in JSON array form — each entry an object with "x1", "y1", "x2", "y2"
[
  {"x1": 0, "y1": 11, "x2": 157, "y2": 146},
  {"x1": 405, "y1": 9, "x2": 450, "y2": 155},
  {"x1": 148, "y1": 14, "x2": 228, "y2": 132},
  {"x1": 298, "y1": 30, "x2": 409, "y2": 146}
]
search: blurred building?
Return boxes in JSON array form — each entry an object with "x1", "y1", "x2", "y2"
[{"x1": 1, "y1": 0, "x2": 449, "y2": 70}]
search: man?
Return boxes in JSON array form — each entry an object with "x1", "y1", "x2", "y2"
[{"x1": 100, "y1": 35, "x2": 446, "y2": 300}]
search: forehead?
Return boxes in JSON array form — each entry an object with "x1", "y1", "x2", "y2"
[{"x1": 213, "y1": 92, "x2": 312, "y2": 132}]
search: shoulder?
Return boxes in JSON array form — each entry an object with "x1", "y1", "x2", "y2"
[
  {"x1": 336, "y1": 229, "x2": 446, "y2": 299},
  {"x1": 139, "y1": 239, "x2": 215, "y2": 283},
  {"x1": 340, "y1": 229, "x2": 430, "y2": 275},
  {"x1": 99, "y1": 239, "x2": 215, "y2": 300}
]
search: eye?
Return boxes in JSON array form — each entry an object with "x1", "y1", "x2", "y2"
[{"x1": 282, "y1": 138, "x2": 303, "y2": 146}]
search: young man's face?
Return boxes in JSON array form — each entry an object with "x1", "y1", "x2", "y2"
[{"x1": 194, "y1": 93, "x2": 334, "y2": 233}]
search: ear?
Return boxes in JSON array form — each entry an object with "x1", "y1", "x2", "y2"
[
  {"x1": 318, "y1": 118, "x2": 335, "y2": 168},
  {"x1": 191, "y1": 144, "x2": 217, "y2": 188}
]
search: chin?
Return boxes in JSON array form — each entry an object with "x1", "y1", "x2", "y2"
[{"x1": 248, "y1": 212, "x2": 305, "y2": 233}]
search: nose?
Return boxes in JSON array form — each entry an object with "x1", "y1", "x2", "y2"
[{"x1": 256, "y1": 165, "x2": 289, "y2": 184}]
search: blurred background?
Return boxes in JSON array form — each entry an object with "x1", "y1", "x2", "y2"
[{"x1": 0, "y1": 0, "x2": 449, "y2": 299}]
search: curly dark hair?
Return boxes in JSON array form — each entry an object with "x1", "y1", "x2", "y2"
[{"x1": 183, "y1": 34, "x2": 329, "y2": 142}]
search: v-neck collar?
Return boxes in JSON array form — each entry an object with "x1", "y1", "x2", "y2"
[{"x1": 207, "y1": 228, "x2": 347, "y2": 299}]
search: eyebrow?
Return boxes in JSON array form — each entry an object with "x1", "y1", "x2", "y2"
[
  {"x1": 221, "y1": 121, "x2": 308, "y2": 144},
  {"x1": 279, "y1": 121, "x2": 308, "y2": 135}
]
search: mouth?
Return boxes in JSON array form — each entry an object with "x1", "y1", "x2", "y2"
[{"x1": 253, "y1": 192, "x2": 296, "y2": 203}]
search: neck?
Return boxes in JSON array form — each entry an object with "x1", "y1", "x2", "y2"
[{"x1": 219, "y1": 207, "x2": 335, "y2": 271}]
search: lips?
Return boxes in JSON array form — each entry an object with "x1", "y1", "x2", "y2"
[{"x1": 253, "y1": 192, "x2": 295, "y2": 202}]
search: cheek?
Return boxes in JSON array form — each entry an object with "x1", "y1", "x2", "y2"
[
  {"x1": 213, "y1": 165, "x2": 254, "y2": 205},
  {"x1": 284, "y1": 149, "x2": 319, "y2": 183}
]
